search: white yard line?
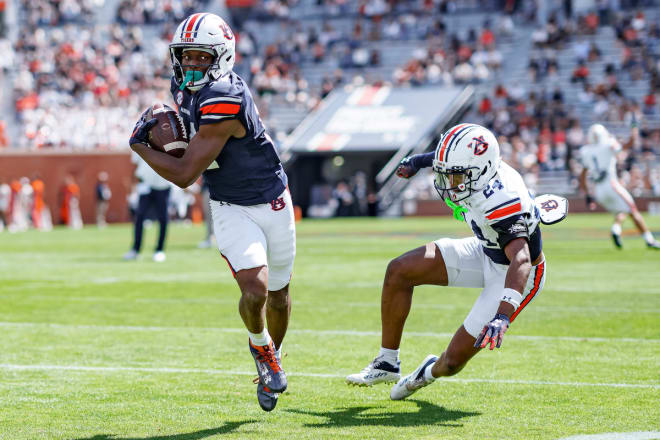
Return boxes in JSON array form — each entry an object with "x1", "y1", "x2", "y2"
[
  {"x1": 0, "y1": 364, "x2": 657, "y2": 390},
  {"x1": 0, "y1": 322, "x2": 658, "y2": 343}
]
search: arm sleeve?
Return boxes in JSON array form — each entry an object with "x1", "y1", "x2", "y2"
[
  {"x1": 198, "y1": 95, "x2": 242, "y2": 125},
  {"x1": 491, "y1": 214, "x2": 530, "y2": 250},
  {"x1": 409, "y1": 152, "x2": 435, "y2": 170}
]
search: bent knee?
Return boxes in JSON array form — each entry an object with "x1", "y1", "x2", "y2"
[{"x1": 385, "y1": 257, "x2": 411, "y2": 284}]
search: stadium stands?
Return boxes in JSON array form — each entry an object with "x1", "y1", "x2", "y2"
[{"x1": 3, "y1": 0, "x2": 660, "y2": 205}]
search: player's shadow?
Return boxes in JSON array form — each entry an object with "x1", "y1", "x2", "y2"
[
  {"x1": 286, "y1": 400, "x2": 480, "y2": 428},
  {"x1": 72, "y1": 420, "x2": 256, "y2": 440}
]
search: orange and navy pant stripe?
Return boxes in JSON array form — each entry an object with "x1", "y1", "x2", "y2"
[{"x1": 511, "y1": 261, "x2": 545, "y2": 322}]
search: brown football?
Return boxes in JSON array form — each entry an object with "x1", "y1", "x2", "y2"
[{"x1": 147, "y1": 103, "x2": 189, "y2": 157}]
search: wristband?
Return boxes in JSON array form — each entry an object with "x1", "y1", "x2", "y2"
[
  {"x1": 501, "y1": 288, "x2": 522, "y2": 310},
  {"x1": 494, "y1": 313, "x2": 511, "y2": 323}
]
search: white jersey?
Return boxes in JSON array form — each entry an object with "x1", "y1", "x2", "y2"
[
  {"x1": 579, "y1": 139, "x2": 635, "y2": 213},
  {"x1": 460, "y1": 162, "x2": 542, "y2": 265},
  {"x1": 579, "y1": 138, "x2": 621, "y2": 184},
  {"x1": 131, "y1": 151, "x2": 172, "y2": 194}
]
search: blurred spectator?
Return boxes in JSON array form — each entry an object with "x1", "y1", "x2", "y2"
[
  {"x1": 31, "y1": 176, "x2": 52, "y2": 231},
  {"x1": 59, "y1": 174, "x2": 82, "y2": 229},
  {"x1": 123, "y1": 153, "x2": 171, "y2": 262},
  {"x1": 333, "y1": 180, "x2": 358, "y2": 216},
  {"x1": 96, "y1": 171, "x2": 112, "y2": 228},
  {"x1": 0, "y1": 121, "x2": 7, "y2": 148},
  {"x1": 0, "y1": 180, "x2": 8, "y2": 231},
  {"x1": 0, "y1": 1, "x2": 5, "y2": 36},
  {"x1": 571, "y1": 60, "x2": 590, "y2": 83}
]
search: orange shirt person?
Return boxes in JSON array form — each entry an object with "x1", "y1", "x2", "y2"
[
  {"x1": 60, "y1": 177, "x2": 80, "y2": 227},
  {"x1": 31, "y1": 178, "x2": 45, "y2": 228}
]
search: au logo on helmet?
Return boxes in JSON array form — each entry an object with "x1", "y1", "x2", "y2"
[
  {"x1": 220, "y1": 22, "x2": 234, "y2": 40},
  {"x1": 470, "y1": 135, "x2": 489, "y2": 156}
]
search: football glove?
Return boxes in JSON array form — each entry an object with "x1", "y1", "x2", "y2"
[
  {"x1": 395, "y1": 157, "x2": 418, "y2": 179},
  {"x1": 474, "y1": 313, "x2": 510, "y2": 350},
  {"x1": 129, "y1": 110, "x2": 158, "y2": 147}
]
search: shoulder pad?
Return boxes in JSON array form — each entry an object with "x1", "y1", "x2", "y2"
[{"x1": 201, "y1": 72, "x2": 244, "y2": 99}]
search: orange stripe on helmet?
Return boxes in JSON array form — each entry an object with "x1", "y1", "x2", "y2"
[
  {"x1": 184, "y1": 13, "x2": 202, "y2": 38},
  {"x1": 438, "y1": 123, "x2": 469, "y2": 162}
]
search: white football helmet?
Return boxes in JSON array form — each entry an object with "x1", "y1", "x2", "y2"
[
  {"x1": 432, "y1": 123, "x2": 501, "y2": 202},
  {"x1": 587, "y1": 123, "x2": 609, "y2": 145},
  {"x1": 170, "y1": 13, "x2": 236, "y2": 91}
]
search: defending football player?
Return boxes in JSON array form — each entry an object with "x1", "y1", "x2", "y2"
[
  {"x1": 579, "y1": 123, "x2": 660, "y2": 249},
  {"x1": 129, "y1": 13, "x2": 295, "y2": 411},
  {"x1": 347, "y1": 124, "x2": 547, "y2": 400}
]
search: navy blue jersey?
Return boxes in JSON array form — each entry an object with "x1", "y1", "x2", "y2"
[{"x1": 170, "y1": 72, "x2": 287, "y2": 205}]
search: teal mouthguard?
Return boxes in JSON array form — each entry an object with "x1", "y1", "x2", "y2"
[{"x1": 180, "y1": 70, "x2": 204, "y2": 90}]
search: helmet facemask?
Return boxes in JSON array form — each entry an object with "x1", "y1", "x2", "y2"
[
  {"x1": 170, "y1": 46, "x2": 228, "y2": 91},
  {"x1": 433, "y1": 165, "x2": 481, "y2": 202}
]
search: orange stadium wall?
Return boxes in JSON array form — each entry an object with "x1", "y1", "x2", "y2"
[{"x1": 0, "y1": 150, "x2": 134, "y2": 224}]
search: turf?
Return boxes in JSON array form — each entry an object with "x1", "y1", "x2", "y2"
[{"x1": 0, "y1": 214, "x2": 658, "y2": 440}]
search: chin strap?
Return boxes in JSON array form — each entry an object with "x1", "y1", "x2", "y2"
[
  {"x1": 180, "y1": 70, "x2": 204, "y2": 90},
  {"x1": 445, "y1": 198, "x2": 467, "y2": 222}
]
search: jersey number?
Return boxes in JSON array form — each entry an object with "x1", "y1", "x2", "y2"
[{"x1": 483, "y1": 179, "x2": 503, "y2": 198}]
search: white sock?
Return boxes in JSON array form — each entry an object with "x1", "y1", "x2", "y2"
[
  {"x1": 611, "y1": 224, "x2": 622, "y2": 236},
  {"x1": 378, "y1": 347, "x2": 400, "y2": 365},
  {"x1": 248, "y1": 329, "x2": 271, "y2": 346},
  {"x1": 424, "y1": 364, "x2": 436, "y2": 383},
  {"x1": 274, "y1": 344, "x2": 282, "y2": 361},
  {"x1": 643, "y1": 231, "x2": 655, "y2": 244}
]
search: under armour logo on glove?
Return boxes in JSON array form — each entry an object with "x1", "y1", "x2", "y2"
[{"x1": 474, "y1": 313, "x2": 510, "y2": 350}]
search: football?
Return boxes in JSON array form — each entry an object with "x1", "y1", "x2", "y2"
[{"x1": 147, "y1": 103, "x2": 189, "y2": 158}]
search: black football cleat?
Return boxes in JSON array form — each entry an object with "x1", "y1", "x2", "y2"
[
  {"x1": 249, "y1": 339, "x2": 287, "y2": 393},
  {"x1": 611, "y1": 233, "x2": 623, "y2": 249},
  {"x1": 257, "y1": 382, "x2": 279, "y2": 412}
]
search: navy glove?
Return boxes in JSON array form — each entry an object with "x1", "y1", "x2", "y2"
[
  {"x1": 585, "y1": 194, "x2": 594, "y2": 206},
  {"x1": 395, "y1": 157, "x2": 418, "y2": 179},
  {"x1": 474, "y1": 313, "x2": 510, "y2": 350},
  {"x1": 129, "y1": 110, "x2": 158, "y2": 147}
]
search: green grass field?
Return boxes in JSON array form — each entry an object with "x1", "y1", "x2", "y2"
[{"x1": 1, "y1": 214, "x2": 659, "y2": 440}]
